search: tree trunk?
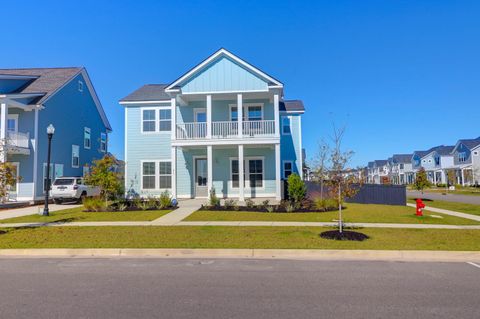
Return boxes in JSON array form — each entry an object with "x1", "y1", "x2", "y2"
[{"x1": 338, "y1": 184, "x2": 342, "y2": 233}]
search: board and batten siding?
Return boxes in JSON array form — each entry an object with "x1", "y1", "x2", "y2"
[
  {"x1": 280, "y1": 114, "x2": 302, "y2": 178},
  {"x1": 181, "y1": 57, "x2": 269, "y2": 93},
  {"x1": 125, "y1": 104, "x2": 172, "y2": 197}
]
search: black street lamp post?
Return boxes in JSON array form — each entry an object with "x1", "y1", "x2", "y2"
[{"x1": 42, "y1": 124, "x2": 55, "y2": 216}]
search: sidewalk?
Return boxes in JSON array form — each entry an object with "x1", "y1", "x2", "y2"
[
  {"x1": 151, "y1": 198, "x2": 204, "y2": 225},
  {"x1": 0, "y1": 248, "x2": 479, "y2": 262},
  {"x1": 0, "y1": 204, "x2": 82, "y2": 221},
  {"x1": 407, "y1": 203, "x2": 480, "y2": 222}
]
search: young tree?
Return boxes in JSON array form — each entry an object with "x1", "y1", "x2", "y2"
[
  {"x1": 325, "y1": 125, "x2": 358, "y2": 233},
  {"x1": 287, "y1": 173, "x2": 307, "y2": 209},
  {"x1": 413, "y1": 168, "x2": 430, "y2": 193},
  {"x1": 84, "y1": 155, "x2": 123, "y2": 203},
  {"x1": 0, "y1": 162, "x2": 19, "y2": 203},
  {"x1": 312, "y1": 140, "x2": 329, "y2": 200}
]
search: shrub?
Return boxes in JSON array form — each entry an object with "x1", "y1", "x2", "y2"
[
  {"x1": 132, "y1": 197, "x2": 142, "y2": 209},
  {"x1": 285, "y1": 202, "x2": 295, "y2": 212},
  {"x1": 83, "y1": 196, "x2": 107, "y2": 212},
  {"x1": 245, "y1": 198, "x2": 255, "y2": 209},
  {"x1": 208, "y1": 188, "x2": 221, "y2": 207},
  {"x1": 224, "y1": 199, "x2": 237, "y2": 209},
  {"x1": 266, "y1": 205, "x2": 275, "y2": 213},
  {"x1": 313, "y1": 198, "x2": 337, "y2": 211},
  {"x1": 159, "y1": 190, "x2": 172, "y2": 209},
  {"x1": 287, "y1": 173, "x2": 307, "y2": 208},
  {"x1": 147, "y1": 196, "x2": 158, "y2": 209},
  {"x1": 117, "y1": 203, "x2": 128, "y2": 211},
  {"x1": 138, "y1": 201, "x2": 150, "y2": 211}
]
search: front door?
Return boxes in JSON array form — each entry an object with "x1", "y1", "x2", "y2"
[{"x1": 195, "y1": 158, "x2": 208, "y2": 198}]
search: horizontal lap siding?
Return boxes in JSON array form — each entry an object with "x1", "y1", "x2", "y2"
[
  {"x1": 125, "y1": 106, "x2": 172, "y2": 197},
  {"x1": 280, "y1": 114, "x2": 302, "y2": 178}
]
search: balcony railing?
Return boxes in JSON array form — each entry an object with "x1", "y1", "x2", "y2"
[
  {"x1": 6, "y1": 131, "x2": 30, "y2": 149},
  {"x1": 175, "y1": 120, "x2": 277, "y2": 140}
]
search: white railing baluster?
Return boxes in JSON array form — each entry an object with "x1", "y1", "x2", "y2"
[{"x1": 176, "y1": 120, "x2": 275, "y2": 140}]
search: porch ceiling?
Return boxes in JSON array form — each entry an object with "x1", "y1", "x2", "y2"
[{"x1": 179, "y1": 91, "x2": 274, "y2": 103}]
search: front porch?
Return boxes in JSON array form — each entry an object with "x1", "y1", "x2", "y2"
[{"x1": 173, "y1": 144, "x2": 281, "y2": 200}]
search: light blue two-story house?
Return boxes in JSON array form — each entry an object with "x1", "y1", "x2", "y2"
[
  {"x1": 121, "y1": 49, "x2": 304, "y2": 200},
  {"x1": 0, "y1": 68, "x2": 111, "y2": 202}
]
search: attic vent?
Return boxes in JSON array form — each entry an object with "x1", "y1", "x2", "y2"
[{"x1": 78, "y1": 80, "x2": 84, "y2": 92}]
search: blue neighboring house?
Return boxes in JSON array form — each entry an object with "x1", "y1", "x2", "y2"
[
  {"x1": 120, "y1": 48, "x2": 304, "y2": 200},
  {"x1": 0, "y1": 67, "x2": 112, "y2": 202}
]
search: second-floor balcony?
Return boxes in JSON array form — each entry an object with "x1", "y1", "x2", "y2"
[
  {"x1": 2, "y1": 131, "x2": 30, "y2": 155},
  {"x1": 175, "y1": 120, "x2": 276, "y2": 140}
]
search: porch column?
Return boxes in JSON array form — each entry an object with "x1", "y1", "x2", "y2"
[
  {"x1": 170, "y1": 97, "x2": 176, "y2": 140},
  {"x1": 0, "y1": 102, "x2": 7, "y2": 163},
  {"x1": 461, "y1": 169, "x2": 465, "y2": 186},
  {"x1": 171, "y1": 146, "x2": 177, "y2": 198},
  {"x1": 237, "y1": 94, "x2": 243, "y2": 138},
  {"x1": 433, "y1": 171, "x2": 437, "y2": 185},
  {"x1": 238, "y1": 144, "x2": 244, "y2": 201},
  {"x1": 207, "y1": 145, "x2": 213, "y2": 195},
  {"x1": 274, "y1": 94, "x2": 280, "y2": 137},
  {"x1": 206, "y1": 95, "x2": 212, "y2": 139},
  {"x1": 275, "y1": 143, "x2": 281, "y2": 200}
]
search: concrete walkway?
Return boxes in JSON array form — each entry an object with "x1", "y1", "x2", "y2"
[
  {"x1": 151, "y1": 198, "x2": 204, "y2": 225},
  {"x1": 0, "y1": 204, "x2": 82, "y2": 221},
  {"x1": 408, "y1": 190, "x2": 480, "y2": 205},
  {"x1": 407, "y1": 203, "x2": 480, "y2": 222}
]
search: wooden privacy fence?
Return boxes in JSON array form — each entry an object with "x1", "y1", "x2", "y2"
[{"x1": 303, "y1": 182, "x2": 407, "y2": 206}]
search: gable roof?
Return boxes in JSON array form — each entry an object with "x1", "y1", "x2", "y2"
[
  {"x1": 374, "y1": 160, "x2": 388, "y2": 167},
  {"x1": 165, "y1": 48, "x2": 283, "y2": 92},
  {"x1": 392, "y1": 154, "x2": 413, "y2": 163},
  {"x1": 280, "y1": 100, "x2": 305, "y2": 113},
  {"x1": 0, "y1": 67, "x2": 111, "y2": 131},
  {"x1": 0, "y1": 67, "x2": 82, "y2": 104},
  {"x1": 120, "y1": 84, "x2": 170, "y2": 102},
  {"x1": 455, "y1": 137, "x2": 480, "y2": 151},
  {"x1": 414, "y1": 145, "x2": 444, "y2": 159}
]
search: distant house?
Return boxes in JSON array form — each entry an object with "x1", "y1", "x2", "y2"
[
  {"x1": 450, "y1": 137, "x2": 480, "y2": 186},
  {"x1": 0, "y1": 68, "x2": 111, "y2": 202},
  {"x1": 389, "y1": 154, "x2": 413, "y2": 185},
  {"x1": 372, "y1": 160, "x2": 389, "y2": 184},
  {"x1": 120, "y1": 48, "x2": 304, "y2": 200},
  {"x1": 420, "y1": 145, "x2": 454, "y2": 185}
]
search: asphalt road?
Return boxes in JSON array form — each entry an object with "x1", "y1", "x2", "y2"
[
  {"x1": 408, "y1": 190, "x2": 480, "y2": 205},
  {"x1": 0, "y1": 258, "x2": 479, "y2": 319}
]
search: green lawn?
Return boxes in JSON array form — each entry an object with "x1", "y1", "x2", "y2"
[
  {"x1": 408, "y1": 198, "x2": 480, "y2": 216},
  {"x1": 0, "y1": 226, "x2": 479, "y2": 250},
  {"x1": 184, "y1": 203, "x2": 479, "y2": 225},
  {"x1": 409, "y1": 186, "x2": 480, "y2": 196},
  {"x1": 0, "y1": 206, "x2": 172, "y2": 224}
]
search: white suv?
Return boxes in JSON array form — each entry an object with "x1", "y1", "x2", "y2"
[{"x1": 50, "y1": 177, "x2": 101, "y2": 204}]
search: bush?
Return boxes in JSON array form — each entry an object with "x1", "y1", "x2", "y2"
[
  {"x1": 266, "y1": 205, "x2": 275, "y2": 213},
  {"x1": 117, "y1": 203, "x2": 128, "y2": 211},
  {"x1": 287, "y1": 173, "x2": 307, "y2": 208},
  {"x1": 147, "y1": 196, "x2": 158, "y2": 209},
  {"x1": 138, "y1": 201, "x2": 150, "y2": 211},
  {"x1": 208, "y1": 188, "x2": 221, "y2": 207},
  {"x1": 132, "y1": 197, "x2": 142, "y2": 209},
  {"x1": 313, "y1": 198, "x2": 338, "y2": 211},
  {"x1": 83, "y1": 197, "x2": 107, "y2": 212},
  {"x1": 224, "y1": 199, "x2": 237, "y2": 209},
  {"x1": 159, "y1": 190, "x2": 172, "y2": 209},
  {"x1": 245, "y1": 198, "x2": 255, "y2": 209}
]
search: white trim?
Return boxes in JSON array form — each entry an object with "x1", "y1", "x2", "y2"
[
  {"x1": 283, "y1": 160, "x2": 293, "y2": 179},
  {"x1": 32, "y1": 108, "x2": 39, "y2": 197},
  {"x1": 6, "y1": 114, "x2": 18, "y2": 133},
  {"x1": 229, "y1": 156, "x2": 265, "y2": 190},
  {"x1": 280, "y1": 110, "x2": 305, "y2": 114},
  {"x1": 165, "y1": 48, "x2": 283, "y2": 91},
  {"x1": 172, "y1": 137, "x2": 280, "y2": 147},
  {"x1": 206, "y1": 95, "x2": 212, "y2": 138},
  {"x1": 71, "y1": 144, "x2": 80, "y2": 168},
  {"x1": 179, "y1": 89, "x2": 270, "y2": 95},
  {"x1": 171, "y1": 147, "x2": 177, "y2": 198},
  {"x1": 229, "y1": 103, "x2": 264, "y2": 121},
  {"x1": 84, "y1": 127, "x2": 91, "y2": 149},
  {"x1": 238, "y1": 144, "x2": 244, "y2": 201},
  {"x1": 140, "y1": 106, "x2": 172, "y2": 134},
  {"x1": 274, "y1": 94, "x2": 280, "y2": 138},
  {"x1": 275, "y1": 144, "x2": 281, "y2": 200},
  {"x1": 298, "y1": 115, "x2": 303, "y2": 180},
  {"x1": 124, "y1": 107, "x2": 128, "y2": 196},
  {"x1": 207, "y1": 145, "x2": 213, "y2": 193},
  {"x1": 120, "y1": 100, "x2": 171, "y2": 105},
  {"x1": 100, "y1": 132, "x2": 107, "y2": 153}
]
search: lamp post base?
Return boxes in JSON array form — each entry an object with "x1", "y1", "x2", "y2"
[{"x1": 42, "y1": 209, "x2": 49, "y2": 216}]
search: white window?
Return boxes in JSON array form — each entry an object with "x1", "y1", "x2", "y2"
[
  {"x1": 141, "y1": 161, "x2": 172, "y2": 190},
  {"x1": 282, "y1": 116, "x2": 291, "y2": 135},
  {"x1": 141, "y1": 107, "x2": 171, "y2": 133},
  {"x1": 55, "y1": 164, "x2": 64, "y2": 179},
  {"x1": 72, "y1": 145, "x2": 79, "y2": 168},
  {"x1": 230, "y1": 157, "x2": 264, "y2": 189},
  {"x1": 230, "y1": 104, "x2": 263, "y2": 121},
  {"x1": 158, "y1": 161, "x2": 172, "y2": 189},
  {"x1": 458, "y1": 152, "x2": 467, "y2": 163},
  {"x1": 283, "y1": 161, "x2": 293, "y2": 179},
  {"x1": 84, "y1": 127, "x2": 91, "y2": 149},
  {"x1": 78, "y1": 80, "x2": 84, "y2": 92},
  {"x1": 6, "y1": 115, "x2": 18, "y2": 133},
  {"x1": 474, "y1": 151, "x2": 479, "y2": 156},
  {"x1": 142, "y1": 109, "x2": 156, "y2": 132},
  {"x1": 100, "y1": 133, "x2": 107, "y2": 152}
]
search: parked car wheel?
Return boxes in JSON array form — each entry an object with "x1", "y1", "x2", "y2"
[{"x1": 79, "y1": 192, "x2": 87, "y2": 204}]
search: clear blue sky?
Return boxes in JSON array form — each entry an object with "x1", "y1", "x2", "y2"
[{"x1": 2, "y1": 1, "x2": 479, "y2": 167}]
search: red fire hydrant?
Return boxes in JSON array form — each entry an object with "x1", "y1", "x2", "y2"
[{"x1": 415, "y1": 198, "x2": 425, "y2": 216}]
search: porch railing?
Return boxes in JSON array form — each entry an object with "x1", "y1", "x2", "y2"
[
  {"x1": 6, "y1": 131, "x2": 30, "y2": 148},
  {"x1": 175, "y1": 120, "x2": 277, "y2": 140}
]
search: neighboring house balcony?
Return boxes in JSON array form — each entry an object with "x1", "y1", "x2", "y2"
[{"x1": 4, "y1": 131, "x2": 30, "y2": 155}]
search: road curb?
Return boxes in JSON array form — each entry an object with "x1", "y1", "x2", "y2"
[{"x1": 0, "y1": 248, "x2": 479, "y2": 262}]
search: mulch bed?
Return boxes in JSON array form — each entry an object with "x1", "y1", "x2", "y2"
[
  {"x1": 320, "y1": 230, "x2": 369, "y2": 241},
  {"x1": 200, "y1": 205, "x2": 340, "y2": 213}
]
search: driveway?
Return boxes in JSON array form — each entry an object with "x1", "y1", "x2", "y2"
[
  {"x1": 407, "y1": 190, "x2": 480, "y2": 205},
  {"x1": 0, "y1": 204, "x2": 82, "y2": 220}
]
